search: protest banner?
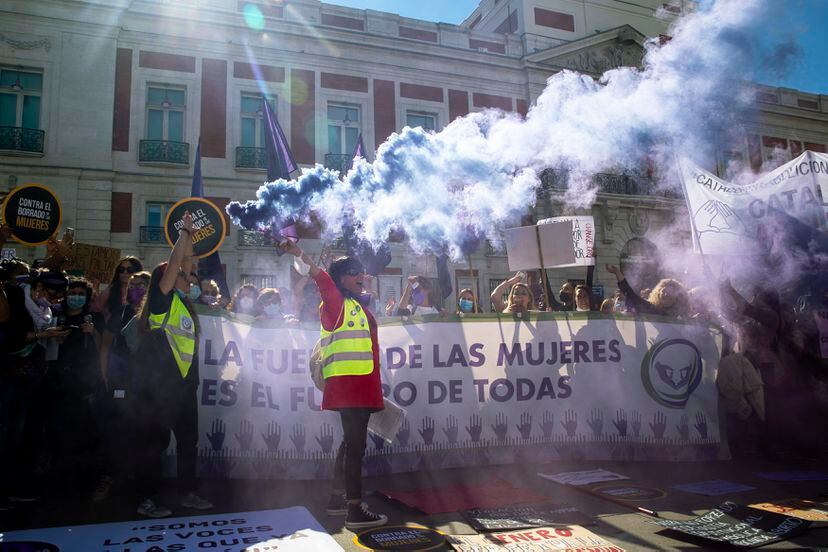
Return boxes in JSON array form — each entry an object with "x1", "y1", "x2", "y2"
[
  {"x1": 446, "y1": 525, "x2": 624, "y2": 551},
  {"x1": 188, "y1": 310, "x2": 722, "y2": 480},
  {"x1": 67, "y1": 242, "x2": 122, "y2": 285},
  {"x1": 654, "y1": 501, "x2": 810, "y2": 547},
  {"x1": 0, "y1": 507, "x2": 342, "y2": 552},
  {"x1": 505, "y1": 221, "x2": 576, "y2": 270},
  {"x1": 462, "y1": 504, "x2": 593, "y2": 531},
  {"x1": 165, "y1": 197, "x2": 226, "y2": 258},
  {"x1": 1, "y1": 183, "x2": 62, "y2": 245},
  {"x1": 678, "y1": 151, "x2": 828, "y2": 255},
  {"x1": 537, "y1": 216, "x2": 596, "y2": 267}
]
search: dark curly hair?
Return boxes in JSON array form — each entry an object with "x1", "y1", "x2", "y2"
[{"x1": 328, "y1": 256, "x2": 364, "y2": 297}]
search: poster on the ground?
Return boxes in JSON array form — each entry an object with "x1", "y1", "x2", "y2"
[
  {"x1": 462, "y1": 504, "x2": 593, "y2": 531},
  {"x1": 0, "y1": 507, "x2": 342, "y2": 551},
  {"x1": 1, "y1": 183, "x2": 62, "y2": 245},
  {"x1": 446, "y1": 526, "x2": 624, "y2": 551},
  {"x1": 537, "y1": 469, "x2": 629, "y2": 487},
  {"x1": 749, "y1": 498, "x2": 828, "y2": 522},
  {"x1": 671, "y1": 479, "x2": 756, "y2": 496},
  {"x1": 190, "y1": 310, "x2": 722, "y2": 480},
  {"x1": 354, "y1": 525, "x2": 445, "y2": 551},
  {"x1": 654, "y1": 501, "x2": 810, "y2": 547},
  {"x1": 165, "y1": 197, "x2": 227, "y2": 258}
]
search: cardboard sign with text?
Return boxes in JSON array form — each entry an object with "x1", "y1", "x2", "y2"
[
  {"x1": 1, "y1": 183, "x2": 62, "y2": 245},
  {"x1": 749, "y1": 499, "x2": 828, "y2": 522},
  {"x1": 538, "y1": 216, "x2": 596, "y2": 267},
  {"x1": 68, "y1": 243, "x2": 122, "y2": 285},
  {"x1": 165, "y1": 197, "x2": 227, "y2": 258},
  {"x1": 447, "y1": 525, "x2": 623, "y2": 551},
  {"x1": 505, "y1": 222, "x2": 576, "y2": 271}
]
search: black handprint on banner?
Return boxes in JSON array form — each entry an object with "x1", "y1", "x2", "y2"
[
  {"x1": 612, "y1": 409, "x2": 628, "y2": 437},
  {"x1": 695, "y1": 412, "x2": 708, "y2": 439},
  {"x1": 206, "y1": 419, "x2": 225, "y2": 451},
  {"x1": 235, "y1": 419, "x2": 254, "y2": 451},
  {"x1": 561, "y1": 409, "x2": 578, "y2": 437},
  {"x1": 290, "y1": 424, "x2": 306, "y2": 454},
  {"x1": 516, "y1": 413, "x2": 532, "y2": 440},
  {"x1": 586, "y1": 408, "x2": 604, "y2": 438},
  {"x1": 631, "y1": 410, "x2": 642, "y2": 437},
  {"x1": 419, "y1": 417, "x2": 435, "y2": 445},
  {"x1": 315, "y1": 423, "x2": 334, "y2": 453},
  {"x1": 369, "y1": 432, "x2": 386, "y2": 450},
  {"x1": 539, "y1": 411, "x2": 555, "y2": 438},
  {"x1": 443, "y1": 415, "x2": 459, "y2": 444},
  {"x1": 491, "y1": 413, "x2": 508, "y2": 442},
  {"x1": 650, "y1": 411, "x2": 667, "y2": 439},
  {"x1": 676, "y1": 414, "x2": 690, "y2": 441},
  {"x1": 396, "y1": 418, "x2": 411, "y2": 447},
  {"x1": 466, "y1": 414, "x2": 483, "y2": 442},
  {"x1": 261, "y1": 421, "x2": 281, "y2": 452}
]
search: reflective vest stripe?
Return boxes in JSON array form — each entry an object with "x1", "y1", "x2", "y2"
[
  {"x1": 319, "y1": 329, "x2": 370, "y2": 348},
  {"x1": 322, "y1": 351, "x2": 374, "y2": 367},
  {"x1": 147, "y1": 293, "x2": 196, "y2": 379}
]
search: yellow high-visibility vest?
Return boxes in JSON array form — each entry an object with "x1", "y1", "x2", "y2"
[
  {"x1": 148, "y1": 292, "x2": 196, "y2": 378},
  {"x1": 319, "y1": 297, "x2": 373, "y2": 379}
]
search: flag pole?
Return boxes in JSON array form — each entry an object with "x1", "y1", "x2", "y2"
[{"x1": 534, "y1": 225, "x2": 550, "y2": 309}]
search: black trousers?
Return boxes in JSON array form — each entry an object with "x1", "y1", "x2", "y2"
[{"x1": 333, "y1": 408, "x2": 372, "y2": 500}]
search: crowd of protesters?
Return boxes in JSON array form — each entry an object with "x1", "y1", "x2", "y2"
[{"x1": 2, "y1": 219, "x2": 827, "y2": 522}]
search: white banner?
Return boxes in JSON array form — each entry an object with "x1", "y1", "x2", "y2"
[
  {"x1": 190, "y1": 309, "x2": 723, "y2": 480},
  {"x1": 679, "y1": 151, "x2": 828, "y2": 255},
  {"x1": 537, "y1": 216, "x2": 596, "y2": 267},
  {"x1": 0, "y1": 507, "x2": 342, "y2": 551}
]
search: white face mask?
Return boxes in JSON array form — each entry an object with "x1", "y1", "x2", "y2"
[
  {"x1": 263, "y1": 303, "x2": 281, "y2": 318},
  {"x1": 239, "y1": 297, "x2": 255, "y2": 312}
]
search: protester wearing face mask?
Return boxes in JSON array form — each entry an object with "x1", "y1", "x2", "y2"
[
  {"x1": 0, "y1": 269, "x2": 70, "y2": 509},
  {"x1": 456, "y1": 288, "x2": 479, "y2": 315},
  {"x1": 49, "y1": 278, "x2": 107, "y2": 495},
  {"x1": 132, "y1": 212, "x2": 212, "y2": 518},
  {"x1": 256, "y1": 288, "x2": 285, "y2": 321},
  {"x1": 397, "y1": 275, "x2": 443, "y2": 315},
  {"x1": 199, "y1": 279, "x2": 221, "y2": 307},
  {"x1": 282, "y1": 241, "x2": 388, "y2": 531},
  {"x1": 228, "y1": 284, "x2": 259, "y2": 317}
]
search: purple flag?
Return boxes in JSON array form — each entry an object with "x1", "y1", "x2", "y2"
[
  {"x1": 352, "y1": 132, "x2": 368, "y2": 163},
  {"x1": 191, "y1": 137, "x2": 230, "y2": 299},
  {"x1": 263, "y1": 98, "x2": 298, "y2": 181},
  {"x1": 190, "y1": 138, "x2": 203, "y2": 197}
]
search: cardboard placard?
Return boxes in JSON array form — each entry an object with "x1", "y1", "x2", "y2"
[
  {"x1": 1, "y1": 183, "x2": 62, "y2": 245},
  {"x1": 164, "y1": 197, "x2": 227, "y2": 258},
  {"x1": 655, "y1": 501, "x2": 810, "y2": 547},
  {"x1": 354, "y1": 525, "x2": 444, "y2": 551},
  {"x1": 749, "y1": 498, "x2": 828, "y2": 522},
  {"x1": 505, "y1": 221, "x2": 576, "y2": 271},
  {"x1": 538, "y1": 216, "x2": 596, "y2": 267},
  {"x1": 68, "y1": 243, "x2": 122, "y2": 285},
  {"x1": 462, "y1": 504, "x2": 593, "y2": 532},
  {"x1": 446, "y1": 525, "x2": 623, "y2": 551}
]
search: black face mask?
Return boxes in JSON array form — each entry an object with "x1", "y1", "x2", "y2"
[
  {"x1": 559, "y1": 291, "x2": 573, "y2": 304},
  {"x1": 356, "y1": 292, "x2": 373, "y2": 308}
]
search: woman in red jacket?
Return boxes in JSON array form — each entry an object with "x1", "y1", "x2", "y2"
[{"x1": 283, "y1": 241, "x2": 387, "y2": 530}]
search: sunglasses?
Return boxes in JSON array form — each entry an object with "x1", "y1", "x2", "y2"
[
  {"x1": 344, "y1": 268, "x2": 365, "y2": 277},
  {"x1": 117, "y1": 265, "x2": 139, "y2": 274}
]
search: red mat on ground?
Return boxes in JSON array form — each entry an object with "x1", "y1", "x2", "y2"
[{"x1": 378, "y1": 479, "x2": 548, "y2": 514}]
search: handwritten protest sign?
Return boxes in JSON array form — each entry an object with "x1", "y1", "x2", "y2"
[
  {"x1": 68, "y1": 243, "x2": 122, "y2": 284},
  {"x1": 1, "y1": 183, "x2": 62, "y2": 245},
  {"x1": 447, "y1": 526, "x2": 623, "y2": 551},
  {"x1": 462, "y1": 504, "x2": 593, "y2": 531},
  {"x1": 165, "y1": 197, "x2": 226, "y2": 258},
  {"x1": 749, "y1": 498, "x2": 828, "y2": 522},
  {"x1": 655, "y1": 501, "x2": 810, "y2": 547},
  {"x1": 538, "y1": 216, "x2": 596, "y2": 267}
]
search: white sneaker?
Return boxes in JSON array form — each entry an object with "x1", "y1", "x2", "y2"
[
  {"x1": 180, "y1": 492, "x2": 213, "y2": 510},
  {"x1": 137, "y1": 499, "x2": 172, "y2": 518}
]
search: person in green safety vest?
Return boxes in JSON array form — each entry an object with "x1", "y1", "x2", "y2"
[
  {"x1": 282, "y1": 240, "x2": 388, "y2": 531},
  {"x1": 132, "y1": 211, "x2": 213, "y2": 518}
]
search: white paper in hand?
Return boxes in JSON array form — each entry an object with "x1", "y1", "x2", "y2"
[
  {"x1": 293, "y1": 254, "x2": 311, "y2": 276},
  {"x1": 368, "y1": 398, "x2": 405, "y2": 443}
]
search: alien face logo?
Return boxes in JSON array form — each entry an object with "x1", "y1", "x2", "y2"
[{"x1": 641, "y1": 339, "x2": 703, "y2": 409}]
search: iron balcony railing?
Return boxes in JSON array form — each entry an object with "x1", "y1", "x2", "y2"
[
  {"x1": 235, "y1": 146, "x2": 267, "y2": 170},
  {"x1": 139, "y1": 139, "x2": 190, "y2": 165},
  {"x1": 0, "y1": 126, "x2": 44, "y2": 154},
  {"x1": 140, "y1": 226, "x2": 166, "y2": 243},
  {"x1": 324, "y1": 153, "x2": 352, "y2": 174}
]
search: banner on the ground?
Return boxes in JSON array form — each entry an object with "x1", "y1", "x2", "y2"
[
  {"x1": 446, "y1": 526, "x2": 623, "y2": 551},
  {"x1": 678, "y1": 151, "x2": 828, "y2": 255},
  {"x1": 462, "y1": 504, "x2": 594, "y2": 531},
  {"x1": 190, "y1": 311, "x2": 722, "y2": 480},
  {"x1": 654, "y1": 501, "x2": 810, "y2": 547},
  {"x1": 1, "y1": 183, "x2": 62, "y2": 245},
  {"x1": 538, "y1": 216, "x2": 596, "y2": 267},
  {"x1": 749, "y1": 498, "x2": 828, "y2": 522},
  {"x1": 0, "y1": 507, "x2": 342, "y2": 552},
  {"x1": 165, "y1": 197, "x2": 226, "y2": 258}
]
